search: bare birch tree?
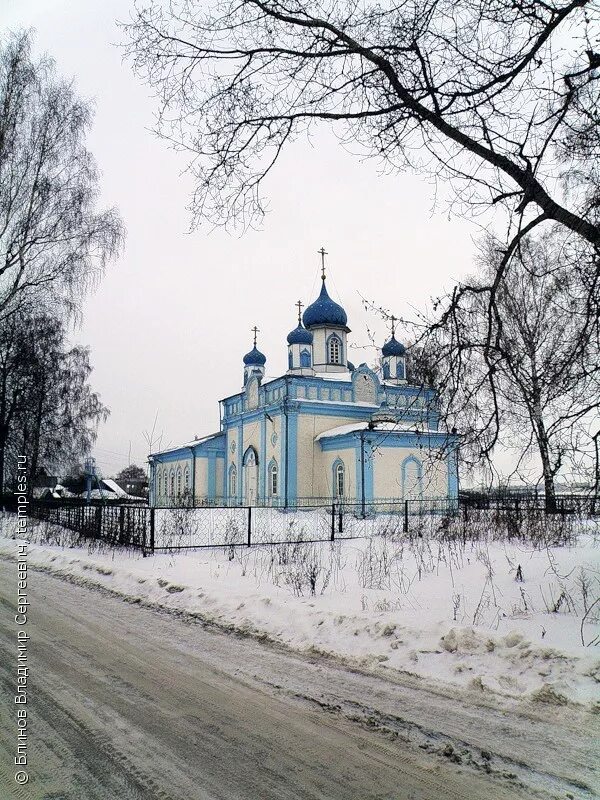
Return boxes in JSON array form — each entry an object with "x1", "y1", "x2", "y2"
[
  {"x1": 425, "y1": 231, "x2": 600, "y2": 507},
  {"x1": 0, "y1": 31, "x2": 124, "y2": 319}
]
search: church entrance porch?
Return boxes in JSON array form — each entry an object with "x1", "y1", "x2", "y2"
[{"x1": 243, "y1": 447, "x2": 259, "y2": 505}]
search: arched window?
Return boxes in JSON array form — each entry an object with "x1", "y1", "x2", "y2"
[
  {"x1": 184, "y1": 466, "x2": 190, "y2": 490},
  {"x1": 229, "y1": 464, "x2": 237, "y2": 497},
  {"x1": 243, "y1": 447, "x2": 257, "y2": 466},
  {"x1": 382, "y1": 360, "x2": 390, "y2": 379},
  {"x1": 333, "y1": 460, "x2": 345, "y2": 498},
  {"x1": 401, "y1": 455, "x2": 423, "y2": 500},
  {"x1": 300, "y1": 348, "x2": 311, "y2": 368},
  {"x1": 396, "y1": 359, "x2": 405, "y2": 380},
  {"x1": 176, "y1": 467, "x2": 182, "y2": 496},
  {"x1": 169, "y1": 469, "x2": 175, "y2": 498},
  {"x1": 288, "y1": 350, "x2": 293, "y2": 370},
  {"x1": 327, "y1": 334, "x2": 342, "y2": 364},
  {"x1": 157, "y1": 471, "x2": 163, "y2": 500},
  {"x1": 242, "y1": 447, "x2": 258, "y2": 504},
  {"x1": 268, "y1": 460, "x2": 278, "y2": 497}
]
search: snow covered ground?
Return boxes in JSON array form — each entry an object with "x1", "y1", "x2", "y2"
[{"x1": 2, "y1": 512, "x2": 598, "y2": 708}]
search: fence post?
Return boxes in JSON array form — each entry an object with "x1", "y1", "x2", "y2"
[
  {"x1": 119, "y1": 506, "x2": 125, "y2": 545},
  {"x1": 96, "y1": 505, "x2": 102, "y2": 539},
  {"x1": 146, "y1": 507, "x2": 155, "y2": 557},
  {"x1": 403, "y1": 500, "x2": 409, "y2": 533},
  {"x1": 331, "y1": 503, "x2": 335, "y2": 541},
  {"x1": 247, "y1": 505, "x2": 252, "y2": 547},
  {"x1": 338, "y1": 504, "x2": 343, "y2": 535}
]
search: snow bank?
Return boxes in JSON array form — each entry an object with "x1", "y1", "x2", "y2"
[{"x1": 2, "y1": 514, "x2": 598, "y2": 708}]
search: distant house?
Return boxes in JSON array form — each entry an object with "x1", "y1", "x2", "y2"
[
  {"x1": 114, "y1": 477, "x2": 148, "y2": 499},
  {"x1": 79, "y1": 478, "x2": 145, "y2": 502},
  {"x1": 32, "y1": 474, "x2": 58, "y2": 499},
  {"x1": 33, "y1": 476, "x2": 144, "y2": 503}
]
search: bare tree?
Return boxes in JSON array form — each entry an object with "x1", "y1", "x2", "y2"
[
  {"x1": 0, "y1": 312, "x2": 109, "y2": 495},
  {"x1": 123, "y1": 3, "x2": 599, "y2": 472},
  {"x1": 123, "y1": 0, "x2": 598, "y2": 245},
  {"x1": 0, "y1": 31, "x2": 124, "y2": 319},
  {"x1": 426, "y1": 231, "x2": 600, "y2": 507}
]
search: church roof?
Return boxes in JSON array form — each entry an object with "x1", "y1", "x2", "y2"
[
  {"x1": 382, "y1": 335, "x2": 406, "y2": 357},
  {"x1": 149, "y1": 431, "x2": 225, "y2": 458},
  {"x1": 303, "y1": 279, "x2": 348, "y2": 328},
  {"x1": 243, "y1": 345, "x2": 267, "y2": 365},
  {"x1": 287, "y1": 324, "x2": 313, "y2": 345},
  {"x1": 315, "y1": 420, "x2": 439, "y2": 440}
]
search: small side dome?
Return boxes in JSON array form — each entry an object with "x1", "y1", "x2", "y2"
[
  {"x1": 287, "y1": 324, "x2": 313, "y2": 345},
  {"x1": 243, "y1": 346, "x2": 266, "y2": 366},
  {"x1": 382, "y1": 336, "x2": 405, "y2": 357},
  {"x1": 347, "y1": 361, "x2": 356, "y2": 372},
  {"x1": 303, "y1": 280, "x2": 347, "y2": 328}
]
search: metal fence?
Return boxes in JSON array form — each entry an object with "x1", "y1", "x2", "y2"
[
  {"x1": 26, "y1": 493, "x2": 598, "y2": 554},
  {"x1": 31, "y1": 502, "x2": 152, "y2": 553}
]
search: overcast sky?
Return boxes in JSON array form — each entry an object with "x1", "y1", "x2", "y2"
[{"x1": 5, "y1": 0, "x2": 481, "y2": 478}]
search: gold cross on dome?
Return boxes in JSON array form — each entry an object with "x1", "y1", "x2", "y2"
[
  {"x1": 318, "y1": 246, "x2": 328, "y2": 280},
  {"x1": 251, "y1": 325, "x2": 259, "y2": 347},
  {"x1": 390, "y1": 315, "x2": 396, "y2": 337},
  {"x1": 295, "y1": 300, "x2": 304, "y2": 324}
]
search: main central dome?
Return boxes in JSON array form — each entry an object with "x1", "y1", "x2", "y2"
[{"x1": 302, "y1": 279, "x2": 348, "y2": 328}]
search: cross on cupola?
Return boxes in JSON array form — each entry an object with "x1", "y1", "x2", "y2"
[
  {"x1": 381, "y1": 314, "x2": 406, "y2": 384},
  {"x1": 286, "y1": 300, "x2": 313, "y2": 374},
  {"x1": 318, "y1": 246, "x2": 328, "y2": 280},
  {"x1": 243, "y1": 325, "x2": 266, "y2": 386}
]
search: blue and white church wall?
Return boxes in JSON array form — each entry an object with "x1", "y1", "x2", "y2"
[
  {"x1": 150, "y1": 432, "x2": 226, "y2": 506},
  {"x1": 370, "y1": 442, "x2": 454, "y2": 500},
  {"x1": 316, "y1": 425, "x2": 459, "y2": 504}
]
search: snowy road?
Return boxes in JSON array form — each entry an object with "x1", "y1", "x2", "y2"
[{"x1": 0, "y1": 561, "x2": 597, "y2": 800}]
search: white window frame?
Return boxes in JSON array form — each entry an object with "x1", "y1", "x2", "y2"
[
  {"x1": 335, "y1": 462, "x2": 345, "y2": 498},
  {"x1": 269, "y1": 461, "x2": 278, "y2": 496},
  {"x1": 328, "y1": 335, "x2": 342, "y2": 365}
]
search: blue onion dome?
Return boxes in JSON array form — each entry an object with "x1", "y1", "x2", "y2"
[
  {"x1": 243, "y1": 346, "x2": 266, "y2": 366},
  {"x1": 287, "y1": 324, "x2": 313, "y2": 345},
  {"x1": 347, "y1": 361, "x2": 356, "y2": 372},
  {"x1": 382, "y1": 336, "x2": 406, "y2": 357},
  {"x1": 303, "y1": 279, "x2": 348, "y2": 328}
]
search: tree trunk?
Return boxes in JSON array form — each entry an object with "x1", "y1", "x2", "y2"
[
  {"x1": 28, "y1": 386, "x2": 45, "y2": 495},
  {"x1": 593, "y1": 432, "x2": 600, "y2": 515},
  {"x1": 0, "y1": 433, "x2": 5, "y2": 501},
  {"x1": 532, "y1": 397, "x2": 557, "y2": 513}
]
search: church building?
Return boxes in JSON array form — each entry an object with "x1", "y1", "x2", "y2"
[{"x1": 149, "y1": 254, "x2": 459, "y2": 508}]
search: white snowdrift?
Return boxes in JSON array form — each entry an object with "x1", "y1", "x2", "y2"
[{"x1": 1, "y1": 514, "x2": 598, "y2": 708}]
